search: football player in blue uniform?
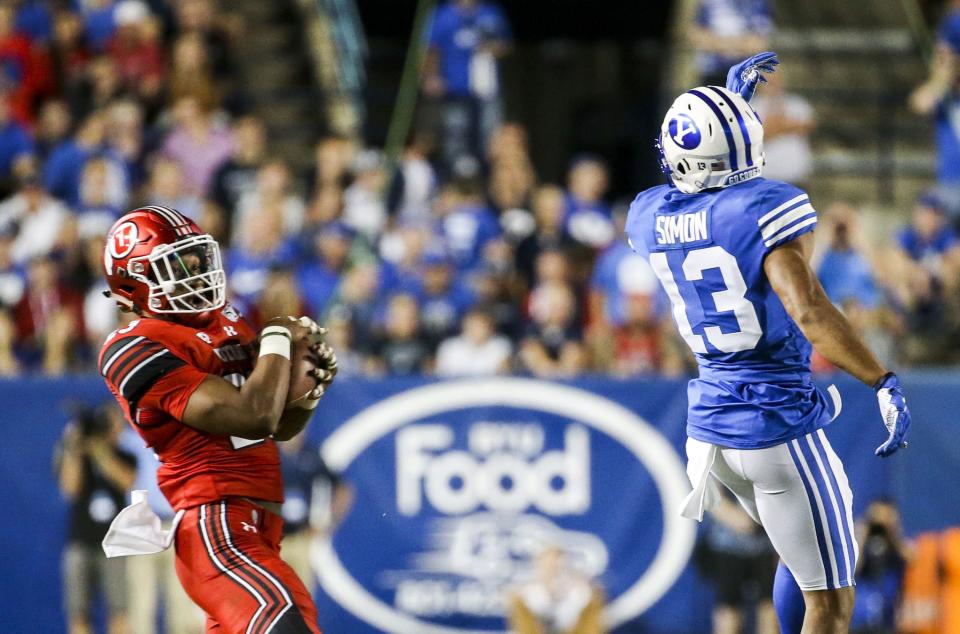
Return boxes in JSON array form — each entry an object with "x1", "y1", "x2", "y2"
[{"x1": 625, "y1": 53, "x2": 911, "y2": 633}]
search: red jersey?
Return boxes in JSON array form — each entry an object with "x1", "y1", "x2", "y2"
[{"x1": 98, "y1": 304, "x2": 283, "y2": 510}]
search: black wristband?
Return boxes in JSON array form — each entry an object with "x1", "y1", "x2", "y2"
[{"x1": 873, "y1": 372, "x2": 895, "y2": 391}]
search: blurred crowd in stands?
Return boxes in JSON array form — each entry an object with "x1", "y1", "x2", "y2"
[{"x1": 0, "y1": 0, "x2": 959, "y2": 383}]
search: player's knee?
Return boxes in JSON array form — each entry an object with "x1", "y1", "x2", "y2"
[{"x1": 803, "y1": 586, "x2": 854, "y2": 622}]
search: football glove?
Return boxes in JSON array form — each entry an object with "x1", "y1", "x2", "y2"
[
  {"x1": 299, "y1": 341, "x2": 338, "y2": 407},
  {"x1": 725, "y1": 51, "x2": 779, "y2": 102},
  {"x1": 873, "y1": 372, "x2": 911, "y2": 457}
]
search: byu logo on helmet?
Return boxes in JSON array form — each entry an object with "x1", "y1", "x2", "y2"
[{"x1": 668, "y1": 114, "x2": 701, "y2": 150}]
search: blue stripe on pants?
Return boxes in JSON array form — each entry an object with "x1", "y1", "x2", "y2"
[
  {"x1": 797, "y1": 436, "x2": 850, "y2": 587},
  {"x1": 811, "y1": 431, "x2": 857, "y2": 585},
  {"x1": 786, "y1": 439, "x2": 835, "y2": 588}
]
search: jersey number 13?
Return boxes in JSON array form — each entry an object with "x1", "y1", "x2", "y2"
[{"x1": 650, "y1": 246, "x2": 762, "y2": 353}]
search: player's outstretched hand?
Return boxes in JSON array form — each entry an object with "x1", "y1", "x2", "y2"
[
  {"x1": 874, "y1": 372, "x2": 911, "y2": 457},
  {"x1": 725, "y1": 51, "x2": 779, "y2": 102}
]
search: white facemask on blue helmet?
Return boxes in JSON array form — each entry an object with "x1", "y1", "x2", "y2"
[{"x1": 657, "y1": 86, "x2": 765, "y2": 193}]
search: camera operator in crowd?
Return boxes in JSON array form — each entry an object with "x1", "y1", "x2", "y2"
[
  {"x1": 55, "y1": 403, "x2": 136, "y2": 634},
  {"x1": 851, "y1": 499, "x2": 912, "y2": 634}
]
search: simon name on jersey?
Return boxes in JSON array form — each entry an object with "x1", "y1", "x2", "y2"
[{"x1": 654, "y1": 210, "x2": 709, "y2": 246}]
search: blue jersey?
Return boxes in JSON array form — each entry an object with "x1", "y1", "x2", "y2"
[{"x1": 625, "y1": 178, "x2": 836, "y2": 448}]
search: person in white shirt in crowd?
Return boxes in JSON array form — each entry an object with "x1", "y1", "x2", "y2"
[
  {"x1": 0, "y1": 171, "x2": 70, "y2": 265},
  {"x1": 749, "y1": 69, "x2": 816, "y2": 187},
  {"x1": 342, "y1": 149, "x2": 389, "y2": 241},
  {"x1": 436, "y1": 308, "x2": 512, "y2": 376}
]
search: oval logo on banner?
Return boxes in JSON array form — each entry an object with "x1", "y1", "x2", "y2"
[
  {"x1": 668, "y1": 114, "x2": 702, "y2": 149},
  {"x1": 317, "y1": 379, "x2": 695, "y2": 633}
]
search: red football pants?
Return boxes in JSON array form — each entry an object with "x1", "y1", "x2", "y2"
[{"x1": 174, "y1": 498, "x2": 321, "y2": 634}]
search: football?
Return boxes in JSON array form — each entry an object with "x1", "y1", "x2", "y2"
[{"x1": 287, "y1": 338, "x2": 321, "y2": 405}]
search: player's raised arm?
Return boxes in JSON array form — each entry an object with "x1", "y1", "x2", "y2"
[
  {"x1": 764, "y1": 233, "x2": 911, "y2": 456},
  {"x1": 181, "y1": 317, "x2": 317, "y2": 439}
]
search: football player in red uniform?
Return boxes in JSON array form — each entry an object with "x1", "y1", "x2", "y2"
[{"x1": 98, "y1": 206, "x2": 334, "y2": 634}]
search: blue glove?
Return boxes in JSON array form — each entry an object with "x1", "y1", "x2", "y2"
[
  {"x1": 873, "y1": 373, "x2": 911, "y2": 457},
  {"x1": 725, "y1": 51, "x2": 779, "y2": 101}
]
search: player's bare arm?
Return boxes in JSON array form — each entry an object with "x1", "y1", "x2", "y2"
[
  {"x1": 181, "y1": 317, "x2": 316, "y2": 439},
  {"x1": 764, "y1": 233, "x2": 887, "y2": 386}
]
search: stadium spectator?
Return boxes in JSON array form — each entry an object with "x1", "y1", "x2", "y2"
[
  {"x1": 324, "y1": 263, "x2": 381, "y2": 346},
  {"x1": 469, "y1": 263, "x2": 522, "y2": 338},
  {"x1": 14, "y1": 254, "x2": 85, "y2": 373},
  {"x1": 515, "y1": 185, "x2": 575, "y2": 289},
  {"x1": 813, "y1": 204, "x2": 897, "y2": 371},
  {"x1": 422, "y1": 0, "x2": 512, "y2": 171},
  {"x1": 14, "y1": 0, "x2": 53, "y2": 43},
  {"x1": 77, "y1": 157, "x2": 125, "y2": 235},
  {"x1": 519, "y1": 282, "x2": 586, "y2": 378},
  {"x1": 43, "y1": 109, "x2": 123, "y2": 208},
  {"x1": 564, "y1": 155, "x2": 614, "y2": 249},
  {"x1": 145, "y1": 156, "x2": 202, "y2": 221},
  {"x1": 278, "y1": 434, "x2": 353, "y2": 592},
  {"x1": 161, "y1": 94, "x2": 235, "y2": 196},
  {"x1": 0, "y1": 90, "x2": 34, "y2": 194},
  {"x1": 694, "y1": 491, "x2": 778, "y2": 634},
  {"x1": 324, "y1": 308, "x2": 365, "y2": 377},
  {"x1": 34, "y1": 99, "x2": 72, "y2": 164},
  {"x1": 47, "y1": 9, "x2": 90, "y2": 99},
  {"x1": 688, "y1": 0, "x2": 774, "y2": 86},
  {"x1": 508, "y1": 545, "x2": 605, "y2": 634},
  {"x1": 0, "y1": 171, "x2": 70, "y2": 265},
  {"x1": 234, "y1": 159, "x2": 305, "y2": 238},
  {"x1": 55, "y1": 403, "x2": 136, "y2": 634},
  {"x1": 391, "y1": 132, "x2": 438, "y2": 224},
  {"x1": 851, "y1": 499, "x2": 911, "y2": 634},
  {"x1": 342, "y1": 149, "x2": 388, "y2": 241},
  {"x1": 368, "y1": 292, "x2": 432, "y2": 375},
  {"x1": 409, "y1": 250, "x2": 475, "y2": 349},
  {"x1": 108, "y1": 0, "x2": 164, "y2": 107},
  {"x1": 249, "y1": 266, "x2": 310, "y2": 330},
  {"x1": 172, "y1": 0, "x2": 238, "y2": 87},
  {"x1": 210, "y1": 115, "x2": 267, "y2": 227},
  {"x1": 80, "y1": 0, "x2": 120, "y2": 53},
  {"x1": 436, "y1": 308, "x2": 512, "y2": 376},
  {"x1": 167, "y1": 32, "x2": 220, "y2": 115},
  {"x1": 118, "y1": 428, "x2": 205, "y2": 634},
  {"x1": 589, "y1": 291, "x2": 685, "y2": 377},
  {"x1": 0, "y1": 3, "x2": 41, "y2": 125},
  {"x1": 750, "y1": 70, "x2": 815, "y2": 187},
  {"x1": 911, "y1": 0, "x2": 960, "y2": 217},
  {"x1": 0, "y1": 306, "x2": 18, "y2": 375},
  {"x1": 0, "y1": 225, "x2": 24, "y2": 309},
  {"x1": 296, "y1": 222, "x2": 355, "y2": 317},
  {"x1": 227, "y1": 205, "x2": 297, "y2": 308},
  {"x1": 104, "y1": 98, "x2": 145, "y2": 184},
  {"x1": 438, "y1": 177, "x2": 501, "y2": 271},
  {"x1": 306, "y1": 134, "x2": 356, "y2": 196}
]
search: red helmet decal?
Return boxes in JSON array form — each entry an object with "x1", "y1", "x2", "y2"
[{"x1": 109, "y1": 221, "x2": 139, "y2": 259}]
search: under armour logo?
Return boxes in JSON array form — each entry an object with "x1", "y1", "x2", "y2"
[
  {"x1": 223, "y1": 326, "x2": 239, "y2": 337},
  {"x1": 241, "y1": 521, "x2": 257, "y2": 533}
]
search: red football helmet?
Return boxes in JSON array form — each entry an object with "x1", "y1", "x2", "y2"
[{"x1": 103, "y1": 206, "x2": 226, "y2": 317}]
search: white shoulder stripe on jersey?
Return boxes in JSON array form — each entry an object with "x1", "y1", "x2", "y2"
[
  {"x1": 101, "y1": 336, "x2": 146, "y2": 376},
  {"x1": 760, "y1": 203, "x2": 816, "y2": 240},
  {"x1": 118, "y1": 349, "x2": 171, "y2": 395},
  {"x1": 757, "y1": 194, "x2": 809, "y2": 226},
  {"x1": 764, "y1": 216, "x2": 818, "y2": 247}
]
